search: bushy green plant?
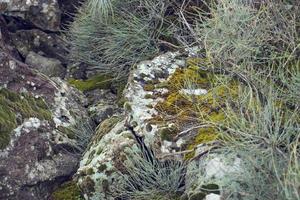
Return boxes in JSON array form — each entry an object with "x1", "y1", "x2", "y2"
[
  {"x1": 278, "y1": 60, "x2": 300, "y2": 107},
  {"x1": 67, "y1": 0, "x2": 178, "y2": 79},
  {"x1": 217, "y1": 88, "x2": 300, "y2": 200},
  {"x1": 182, "y1": 0, "x2": 299, "y2": 70},
  {"x1": 112, "y1": 147, "x2": 186, "y2": 200},
  {"x1": 58, "y1": 119, "x2": 95, "y2": 153}
]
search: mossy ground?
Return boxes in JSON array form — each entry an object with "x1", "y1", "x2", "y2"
[
  {"x1": 0, "y1": 88, "x2": 52, "y2": 149},
  {"x1": 51, "y1": 181, "x2": 83, "y2": 200}
]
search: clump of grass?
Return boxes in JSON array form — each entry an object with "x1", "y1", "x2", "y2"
[
  {"x1": 217, "y1": 88, "x2": 300, "y2": 200},
  {"x1": 58, "y1": 119, "x2": 95, "y2": 153},
  {"x1": 112, "y1": 147, "x2": 186, "y2": 200},
  {"x1": 181, "y1": 0, "x2": 299, "y2": 71},
  {"x1": 67, "y1": 0, "x2": 178, "y2": 79}
]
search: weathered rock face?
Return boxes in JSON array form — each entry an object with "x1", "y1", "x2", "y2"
[
  {"x1": 0, "y1": 49, "x2": 89, "y2": 200},
  {"x1": 25, "y1": 51, "x2": 66, "y2": 78},
  {"x1": 75, "y1": 50, "x2": 241, "y2": 199},
  {"x1": 85, "y1": 89, "x2": 123, "y2": 124},
  {"x1": 2, "y1": 0, "x2": 61, "y2": 31},
  {"x1": 10, "y1": 29, "x2": 68, "y2": 64}
]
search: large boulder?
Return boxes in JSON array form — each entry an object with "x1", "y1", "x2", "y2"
[
  {"x1": 76, "y1": 50, "x2": 241, "y2": 200},
  {"x1": 0, "y1": 49, "x2": 90, "y2": 200}
]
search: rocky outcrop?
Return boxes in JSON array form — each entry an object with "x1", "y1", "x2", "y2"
[
  {"x1": 75, "y1": 50, "x2": 240, "y2": 200},
  {"x1": 0, "y1": 47, "x2": 90, "y2": 199}
]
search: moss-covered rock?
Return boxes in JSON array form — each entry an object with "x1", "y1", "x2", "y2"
[
  {"x1": 184, "y1": 128, "x2": 219, "y2": 160},
  {"x1": 52, "y1": 181, "x2": 83, "y2": 200},
  {"x1": 0, "y1": 88, "x2": 52, "y2": 149},
  {"x1": 93, "y1": 116, "x2": 122, "y2": 144},
  {"x1": 152, "y1": 57, "x2": 239, "y2": 158}
]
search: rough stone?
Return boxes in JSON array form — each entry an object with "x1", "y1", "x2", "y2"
[
  {"x1": 10, "y1": 29, "x2": 68, "y2": 64},
  {"x1": 0, "y1": 48, "x2": 89, "y2": 200},
  {"x1": 85, "y1": 89, "x2": 122, "y2": 124},
  {"x1": 25, "y1": 51, "x2": 66, "y2": 78},
  {"x1": 3, "y1": 0, "x2": 61, "y2": 31}
]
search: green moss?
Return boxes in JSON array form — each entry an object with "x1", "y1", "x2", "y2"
[
  {"x1": 117, "y1": 96, "x2": 126, "y2": 107},
  {"x1": 0, "y1": 89, "x2": 52, "y2": 149},
  {"x1": 98, "y1": 164, "x2": 107, "y2": 172},
  {"x1": 159, "y1": 126, "x2": 178, "y2": 141},
  {"x1": 123, "y1": 102, "x2": 132, "y2": 112},
  {"x1": 143, "y1": 84, "x2": 155, "y2": 91},
  {"x1": 68, "y1": 74, "x2": 113, "y2": 92},
  {"x1": 52, "y1": 181, "x2": 83, "y2": 200},
  {"x1": 86, "y1": 168, "x2": 94, "y2": 175},
  {"x1": 144, "y1": 94, "x2": 154, "y2": 99},
  {"x1": 96, "y1": 147, "x2": 103, "y2": 155},
  {"x1": 94, "y1": 116, "x2": 121, "y2": 143},
  {"x1": 185, "y1": 128, "x2": 219, "y2": 160},
  {"x1": 201, "y1": 184, "x2": 220, "y2": 194},
  {"x1": 167, "y1": 66, "x2": 212, "y2": 92}
]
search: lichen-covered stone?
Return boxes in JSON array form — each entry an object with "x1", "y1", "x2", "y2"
[
  {"x1": 76, "y1": 118, "x2": 137, "y2": 200},
  {"x1": 76, "y1": 50, "x2": 242, "y2": 200},
  {"x1": 0, "y1": 49, "x2": 89, "y2": 200},
  {"x1": 3, "y1": 0, "x2": 61, "y2": 31}
]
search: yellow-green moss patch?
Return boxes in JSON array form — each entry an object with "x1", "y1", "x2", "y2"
[
  {"x1": 52, "y1": 181, "x2": 83, "y2": 200},
  {"x1": 185, "y1": 127, "x2": 219, "y2": 160},
  {"x1": 68, "y1": 74, "x2": 113, "y2": 92},
  {"x1": 0, "y1": 88, "x2": 52, "y2": 149}
]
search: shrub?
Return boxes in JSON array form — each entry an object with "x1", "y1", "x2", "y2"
[
  {"x1": 67, "y1": 0, "x2": 179, "y2": 79},
  {"x1": 112, "y1": 147, "x2": 186, "y2": 200},
  {"x1": 217, "y1": 88, "x2": 300, "y2": 200},
  {"x1": 181, "y1": 0, "x2": 299, "y2": 71}
]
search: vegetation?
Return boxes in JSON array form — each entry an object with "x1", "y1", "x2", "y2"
[
  {"x1": 66, "y1": 0, "x2": 299, "y2": 199},
  {"x1": 0, "y1": 89, "x2": 52, "y2": 149},
  {"x1": 68, "y1": 74, "x2": 113, "y2": 92},
  {"x1": 112, "y1": 147, "x2": 186, "y2": 200},
  {"x1": 57, "y1": 118, "x2": 95, "y2": 153},
  {"x1": 178, "y1": 1, "x2": 300, "y2": 199},
  {"x1": 51, "y1": 181, "x2": 84, "y2": 200},
  {"x1": 67, "y1": 0, "x2": 180, "y2": 79}
]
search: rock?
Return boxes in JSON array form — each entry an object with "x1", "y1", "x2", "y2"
[
  {"x1": 76, "y1": 50, "x2": 241, "y2": 199},
  {"x1": 206, "y1": 193, "x2": 221, "y2": 200},
  {"x1": 10, "y1": 29, "x2": 68, "y2": 64},
  {"x1": 185, "y1": 153, "x2": 242, "y2": 200},
  {"x1": 76, "y1": 117, "x2": 136, "y2": 200},
  {"x1": 0, "y1": 49, "x2": 90, "y2": 200},
  {"x1": 3, "y1": 0, "x2": 61, "y2": 31},
  {"x1": 85, "y1": 89, "x2": 122, "y2": 124},
  {"x1": 25, "y1": 51, "x2": 66, "y2": 78},
  {"x1": 76, "y1": 51, "x2": 189, "y2": 199}
]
